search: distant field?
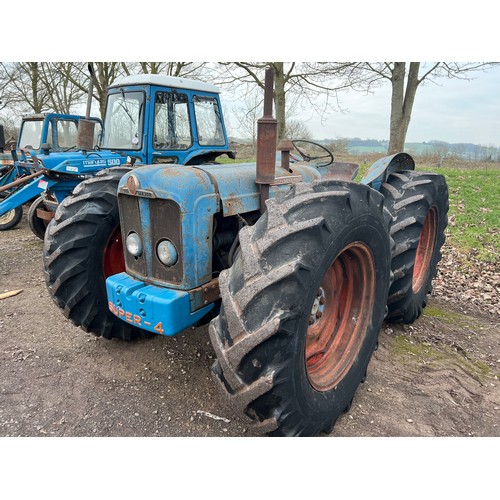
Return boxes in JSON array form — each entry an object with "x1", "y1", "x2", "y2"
[{"x1": 348, "y1": 143, "x2": 435, "y2": 155}]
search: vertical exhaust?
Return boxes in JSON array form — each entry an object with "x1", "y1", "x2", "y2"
[
  {"x1": 255, "y1": 68, "x2": 278, "y2": 213},
  {"x1": 77, "y1": 63, "x2": 97, "y2": 151}
]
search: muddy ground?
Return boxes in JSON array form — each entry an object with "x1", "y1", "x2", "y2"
[{"x1": 0, "y1": 212, "x2": 499, "y2": 438}]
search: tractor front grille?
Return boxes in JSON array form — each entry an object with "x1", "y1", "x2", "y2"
[{"x1": 118, "y1": 193, "x2": 183, "y2": 285}]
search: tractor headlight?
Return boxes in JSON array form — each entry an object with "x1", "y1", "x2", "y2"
[
  {"x1": 157, "y1": 239, "x2": 178, "y2": 267},
  {"x1": 126, "y1": 231, "x2": 142, "y2": 257}
]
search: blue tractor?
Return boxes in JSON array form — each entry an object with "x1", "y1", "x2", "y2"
[
  {"x1": 0, "y1": 113, "x2": 102, "y2": 231},
  {"x1": 43, "y1": 69, "x2": 449, "y2": 437},
  {"x1": 0, "y1": 72, "x2": 234, "y2": 236}
]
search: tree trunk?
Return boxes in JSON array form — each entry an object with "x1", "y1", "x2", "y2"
[
  {"x1": 388, "y1": 62, "x2": 420, "y2": 154},
  {"x1": 29, "y1": 63, "x2": 44, "y2": 114},
  {"x1": 272, "y1": 62, "x2": 286, "y2": 141}
]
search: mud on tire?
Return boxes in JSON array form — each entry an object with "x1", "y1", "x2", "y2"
[
  {"x1": 209, "y1": 180, "x2": 392, "y2": 437},
  {"x1": 43, "y1": 167, "x2": 145, "y2": 341},
  {"x1": 381, "y1": 170, "x2": 448, "y2": 324}
]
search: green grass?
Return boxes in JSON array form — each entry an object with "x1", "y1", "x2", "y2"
[{"x1": 419, "y1": 167, "x2": 499, "y2": 263}]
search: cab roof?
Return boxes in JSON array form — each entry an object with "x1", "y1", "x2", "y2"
[{"x1": 109, "y1": 74, "x2": 221, "y2": 94}]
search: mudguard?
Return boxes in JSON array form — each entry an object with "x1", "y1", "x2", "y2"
[{"x1": 360, "y1": 153, "x2": 415, "y2": 191}]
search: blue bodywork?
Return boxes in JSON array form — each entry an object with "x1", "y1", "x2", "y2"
[
  {"x1": 0, "y1": 82, "x2": 233, "y2": 223},
  {"x1": 0, "y1": 152, "x2": 128, "y2": 215},
  {"x1": 105, "y1": 154, "x2": 411, "y2": 337}
]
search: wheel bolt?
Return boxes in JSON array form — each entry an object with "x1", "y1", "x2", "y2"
[
  {"x1": 319, "y1": 296, "x2": 325, "y2": 305},
  {"x1": 316, "y1": 311, "x2": 323, "y2": 319}
]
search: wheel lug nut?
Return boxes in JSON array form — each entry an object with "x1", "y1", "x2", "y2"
[
  {"x1": 317, "y1": 311, "x2": 323, "y2": 319},
  {"x1": 319, "y1": 296, "x2": 325, "y2": 305}
]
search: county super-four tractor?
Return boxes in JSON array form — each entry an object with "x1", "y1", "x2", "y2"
[{"x1": 43, "y1": 68, "x2": 448, "y2": 437}]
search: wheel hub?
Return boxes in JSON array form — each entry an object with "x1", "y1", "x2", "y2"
[
  {"x1": 309, "y1": 287, "x2": 326, "y2": 325},
  {"x1": 0, "y1": 210, "x2": 15, "y2": 225}
]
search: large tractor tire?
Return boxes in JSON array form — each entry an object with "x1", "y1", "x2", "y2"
[
  {"x1": 209, "y1": 180, "x2": 392, "y2": 437},
  {"x1": 28, "y1": 196, "x2": 49, "y2": 240},
  {"x1": 43, "y1": 167, "x2": 145, "y2": 341},
  {"x1": 0, "y1": 193, "x2": 23, "y2": 231},
  {"x1": 381, "y1": 170, "x2": 448, "y2": 323}
]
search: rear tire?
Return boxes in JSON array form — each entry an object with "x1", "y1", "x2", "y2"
[
  {"x1": 381, "y1": 170, "x2": 448, "y2": 323},
  {"x1": 209, "y1": 180, "x2": 392, "y2": 436},
  {"x1": 43, "y1": 167, "x2": 146, "y2": 340},
  {"x1": 28, "y1": 196, "x2": 49, "y2": 240}
]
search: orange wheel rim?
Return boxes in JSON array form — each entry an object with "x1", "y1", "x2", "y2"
[
  {"x1": 305, "y1": 242, "x2": 376, "y2": 392},
  {"x1": 412, "y1": 208, "x2": 437, "y2": 294}
]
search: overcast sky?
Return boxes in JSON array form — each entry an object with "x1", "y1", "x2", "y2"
[
  {"x1": 220, "y1": 64, "x2": 500, "y2": 147},
  {"x1": 296, "y1": 64, "x2": 500, "y2": 146}
]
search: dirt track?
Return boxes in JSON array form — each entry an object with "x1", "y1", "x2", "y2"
[{"x1": 0, "y1": 212, "x2": 499, "y2": 437}]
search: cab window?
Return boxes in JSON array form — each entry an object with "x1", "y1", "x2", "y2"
[
  {"x1": 194, "y1": 96, "x2": 225, "y2": 146},
  {"x1": 54, "y1": 120, "x2": 79, "y2": 148},
  {"x1": 153, "y1": 92, "x2": 192, "y2": 150}
]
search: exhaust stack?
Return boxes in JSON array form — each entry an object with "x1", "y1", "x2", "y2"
[
  {"x1": 255, "y1": 68, "x2": 278, "y2": 213},
  {"x1": 77, "y1": 63, "x2": 97, "y2": 151}
]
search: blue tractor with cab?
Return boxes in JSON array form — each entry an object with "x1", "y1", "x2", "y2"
[
  {"x1": 0, "y1": 113, "x2": 102, "y2": 231},
  {"x1": 43, "y1": 69, "x2": 448, "y2": 437}
]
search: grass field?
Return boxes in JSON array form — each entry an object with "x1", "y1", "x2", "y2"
[{"x1": 421, "y1": 166, "x2": 499, "y2": 263}]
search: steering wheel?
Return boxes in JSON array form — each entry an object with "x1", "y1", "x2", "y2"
[{"x1": 291, "y1": 140, "x2": 334, "y2": 167}]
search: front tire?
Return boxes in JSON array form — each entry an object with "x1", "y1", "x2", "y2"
[
  {"x1": 43, "y1": 167, "x2": 145, "y2": 340},
  {"x1": 209, "y1": 180, "x2": 392, "y2": 436},
  {"x1": 381, "y1": 171, "x2": 448, "y2": 323},
  {"x1": 28, "y1": 196, "x2": 49, "y2": 240}
]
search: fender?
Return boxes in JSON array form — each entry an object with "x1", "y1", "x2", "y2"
[{"x1": 360, "y1": 152, "x2": 415, "y2": 191}]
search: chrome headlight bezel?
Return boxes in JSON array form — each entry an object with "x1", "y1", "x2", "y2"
[
  {"x1": 125, "y1": 231, "x2": 142, "y2": 257},
  {"x1": 156, "y1": 239, "x2": 178, "y2": 267}
]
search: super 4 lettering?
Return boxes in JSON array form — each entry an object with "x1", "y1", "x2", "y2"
[{"x1": 108, "y1": 302, "x2": 164, "y2": 334}]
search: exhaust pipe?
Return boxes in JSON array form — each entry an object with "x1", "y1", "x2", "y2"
[
  {"x1": 77, "y1": 63, "x2": 97, "y2": 151},
  {"x1": 255, "y1": 68, "x2": 278, "y2": 213}
]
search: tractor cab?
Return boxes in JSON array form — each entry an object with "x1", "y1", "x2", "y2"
[
  {"x1": 104, "y1": 75, "x2": 235, "y2": 166},
  {"x1": 17, "y1": 113, "x2": 102, "y2": 155}
]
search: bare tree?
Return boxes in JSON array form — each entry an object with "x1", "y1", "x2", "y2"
[
  {"x1": 39, "y1": 63, "x2": 87, "y2": 114},
  {"x1": 0, "y1": 62, "x2": 50, "y2": 114},
  {"x1": 216, "y1": 62, "x2": 357, "y2": 141},
  {"x1": 232, "y1": 85, "x2": 263, "y2": 149},
  {"x1": 352, "y1": 62, "x2": 499, "y2": 154},
  {"x1": 63, "y1": 62, "x2": 209, "y2": 118},
  {"x1": 285, "y1": 119, "x2": 311, "y2": 140},
  {"x1": 121, "y1": 62, "x2": 207, "y2": 78}
]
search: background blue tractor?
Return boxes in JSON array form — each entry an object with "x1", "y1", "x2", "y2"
[
  {"x1": 0, "y1": 72, "x2": 234, "y2": 236},
  {"x1": 43, "y1": 69, "x2": 449, "y2": 437},
  {"x1": 0, "y1": 114, "x2": 102, "y2": 230}
]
